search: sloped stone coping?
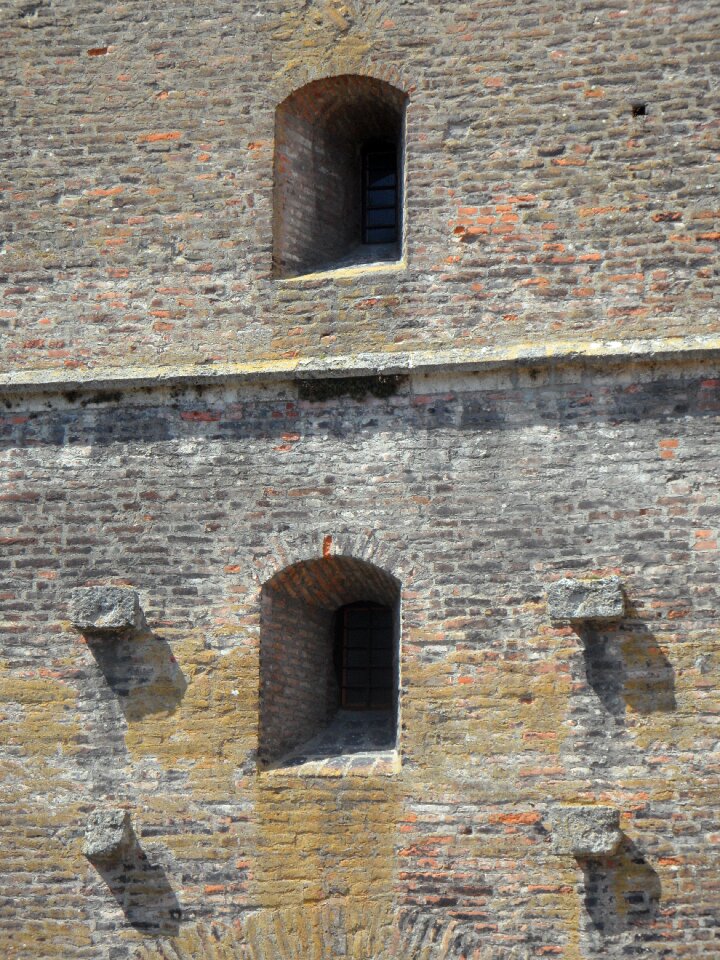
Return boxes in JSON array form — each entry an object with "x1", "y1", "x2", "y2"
[
  {"x1": 262, "y1": 748, "x2": 400, "y2": 778},
  {"x1": 4, "y1": 334, "x2": 720, "y2": 397},
  {"x1": 547, "y1": 576, "x2": 625, "y2": 622},
  {"x1": 546, "y1": 806, "x2": 622, "y2": 858}
]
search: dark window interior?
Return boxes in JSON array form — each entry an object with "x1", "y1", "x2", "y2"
[
  {"x1": 362, "y1": 140, "x2": 399, "y2": 245},
  {"x1": 335, "y1": 602, "x2": 394, "y2": 709}
]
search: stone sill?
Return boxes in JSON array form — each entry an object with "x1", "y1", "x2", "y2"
[
  {"x1": 259, "y1": 749, "x2": 400, "y2": 778},
  {"x1": 276, "y1": 256, "x2": 406, "y2": 285}
]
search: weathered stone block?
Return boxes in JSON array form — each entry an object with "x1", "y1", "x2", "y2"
[
  {"x1": 547, "y1": 806, "x2": 622, "y2": 857},
  {"x1": 82, "y1": 810, "x2": 133, "y2": 860},
  {"x1": 546, "y1": 577, "x2": 625, "y2": 622},
  {"x1": 70, "y1": 587, "x2": 143, "y2": 634}
]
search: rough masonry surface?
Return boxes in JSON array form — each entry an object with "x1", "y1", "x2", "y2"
[
  {"x1": 1, "y1": 0, "x2": 719, "y2": 958},
  {"x1": 547, "y1": 806, "x2": 623, "y2": 858},
  {"x1": 82, "y1": 810, "x2": 133, "y2": 861}
]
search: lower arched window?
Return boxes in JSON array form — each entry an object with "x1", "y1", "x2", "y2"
[{"x1": 258, "y1": 557, "x2": 400, "y2": 769}]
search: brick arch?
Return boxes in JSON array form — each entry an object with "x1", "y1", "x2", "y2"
[
  {"x1": 252, "y1": 529, "x2": 415, "y2": 592},
  {"x1": 134, "y1": 904, "x2": 479, "y2": 960},
  {"x1": 274, "y1": 62, "x2": 412, "y2": 110},
  {"x1": 277, "y1": 72, "x2": 408, "y2": 127},
  {"x1": 264, "y1": 555, "x2": 399, "y2": 610}
]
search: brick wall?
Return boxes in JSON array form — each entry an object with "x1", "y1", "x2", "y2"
[
  {"x1": 2, "y1": 1, "x2": 719, "y2": 958},
  {"x1": 259, "y1": 582, "x2": 335, "y2": 765},
  {"x1": 2, "y1": 0, "x2": 718, "y2": 371},
  {"x1": 1, "y1": 362, "x2": 719, "y2": 958}
]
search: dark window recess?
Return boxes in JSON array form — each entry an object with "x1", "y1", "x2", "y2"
[
  {"x1": 362, "y1": 141, "x2": 399, "y2": 245},
  {"x1": 336, "y1": 603, "x2": 394, "y2": 709}
]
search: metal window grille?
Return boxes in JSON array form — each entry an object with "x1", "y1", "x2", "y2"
[
  {"x1": 362, "y1": 141, "x2": 399, "y2": 245},
  {"x1": 338, "y1": 604, "x2": 394, "y2": 709}
]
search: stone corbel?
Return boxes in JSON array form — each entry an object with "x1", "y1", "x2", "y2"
[
  {"x1": 70, "y1": 586, "x2": 144, "y2": 636},
  {"x1": 547, "y1": 576, "x2": 625, "y2": 623},
  {"x1": 82, "y1": 809, "x2": 134, "y2": 862},
  {"x1": 546, "y1": 805, "x2": 623, "y2": 859}
]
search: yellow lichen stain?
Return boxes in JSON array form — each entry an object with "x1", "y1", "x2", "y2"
[
  {"x1": 272, "y1": 0, "x2": 387, "y2": 83},
  {"x1": 0, "y1": 802, "x2": 97, "y2": 960},
  {"x1": 123, "y1": 633, "x2": 257, "y2": 797},
  {"x1": 253, "y1": 773, "x2": 399, "y2": 912},
  {"x1": 0, "y1": 669, "x2": 80, "y2": 777},
  {"x1": 626, "y1": 637, "x2": 717, "y2": 753},
  {"x1": 0, "y1": 920, "x2": 94, "y2": 960},
  {"x1": 402, "y1": 653, "x2": 571, "y2": 796},
  {"x1": 135, "y1": 900, "x2": 398, "y2": 960}
]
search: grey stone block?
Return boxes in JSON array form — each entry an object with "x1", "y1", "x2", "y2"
[
  {"x1": 82, "y1": 810, "x2": 133, "y2": 860},
  {"x1": 546, "y1": 577, "x2": 625, "y2": 622},
  {"x1": 547, "y1": 806, "x2": 622, "y2": 857},
  {"x1": 70, "y1": 587, "x2": 143, "y2": 634}
]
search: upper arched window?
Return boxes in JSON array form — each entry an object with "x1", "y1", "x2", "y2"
[{"x1": 273, "y1": 75, "x2": 407, "y2": 278}]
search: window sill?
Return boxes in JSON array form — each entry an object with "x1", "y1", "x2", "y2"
[
  {"x1": 259, "y1": 748, "x2": 400, "y2": 778},
  {"x1": 276, "y1": 256, "x2": 407, "y2": 286}
]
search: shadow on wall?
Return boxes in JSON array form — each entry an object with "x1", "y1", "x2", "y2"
[
  {"x1": 86, "y1": 628, "x2": 187, "y2": 721},
  {"x1": 575, "y1": 621, "x2": 676, "y2": 720},
  {"x1": 93, "y1": 842, "x2": 182, "y2": 936},
  {"x1": 582, "y1": 835, "x2": 661, "y2": 938}
]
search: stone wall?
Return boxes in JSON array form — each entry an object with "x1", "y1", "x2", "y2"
[
  {"x1": 2, "y1": 0, "x2": 719, "y2": 373},
  {"x1": 1, "y1": 360, "x2": 718, "y2": 958}
]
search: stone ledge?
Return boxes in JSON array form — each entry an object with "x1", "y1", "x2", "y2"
[
  {"x1": 2, "y1": 334, "x2": 720, "y2": 398},
  {"x1": 547, "y1": 576, "x2": 625, "y2": 622},
  {"x1": 261, "y1": 748, "x2": 401, "y2": 778}
]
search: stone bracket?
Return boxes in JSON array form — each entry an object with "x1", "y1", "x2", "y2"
[
  {"x1": 70, "y1": 586, "x2": 144, "y2": 635},
  {"x1": 547, "y1": 576, "x2": 625, "y2": 623},
  {"x1": 82, "y1": 809, "x2": 134, "y2": 861},
  {"x1": 546, "y1": 805, "x2": 622, "y2": 858}
]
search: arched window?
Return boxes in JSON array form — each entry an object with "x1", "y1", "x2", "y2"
[
  {"x1": 258, "y1": 556, "x2": 401, "y2": 769},
  {"x1": 273, "y1": 75, "x2": 407, "y2": 277}
]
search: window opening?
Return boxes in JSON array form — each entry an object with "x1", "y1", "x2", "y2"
[
  {"x1": 336, "y1": 602, "x2": 394, "y2": 709},
  {"x1": 259, "y1": 556, "x2": 400, "y2": 769},
  {"x1": 273, "y1": 74, "x2": 407, "y2": 277},
  {"x1": 362, "y1": 141, "x2": 399, "y2": 246}
]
